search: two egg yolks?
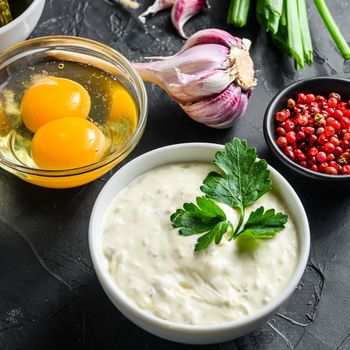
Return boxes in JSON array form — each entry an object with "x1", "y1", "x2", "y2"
[{"x1": 21, "y1": 76, "x2": 106, "y2": 170}]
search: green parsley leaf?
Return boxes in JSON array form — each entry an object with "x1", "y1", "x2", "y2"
[
  {"x1": 239, "y1": 206, "x2": 288, "y2": 238},
  {"x1": 170, "y1": 197, "x2": 232, "y2": 250},
  {"x1": 171, "y1": 196, "x2": 227, "y2": 236},
  {"x1": 194, "y1": 221, "x2": 231, "y2": 251},
  {"x1": 201, "y1": 138, "x2": 271, "y2": 210},
  {"x1": 200, "y1": 138, "x2": 272, "y2": 234}
]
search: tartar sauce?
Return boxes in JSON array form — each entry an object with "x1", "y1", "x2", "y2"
[{"x1": 102, "y1": 163, "x2": 298, "y2": 325}]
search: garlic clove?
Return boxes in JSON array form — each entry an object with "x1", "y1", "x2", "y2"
[
  {"x1": 180, "y1": 28, "x2": 243, "y2": 51},
  {"x1": 168, "y1": 69, "x2": 235, "y2": 103},
  {"x1": 133, "y1": 43, "x2": 230, "y2": 84},
  {"x1": 180, "y1": 84, "x2": 249, "y2": 129},
  {"x1": 171, "y1": 0, "x2": 208, "y2": 39},
  {"x1": 138, "y1": 0, "x2": 176, "y2": 23}
]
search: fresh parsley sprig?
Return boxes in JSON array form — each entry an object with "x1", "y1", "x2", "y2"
[{"x1": 170, "y1": 138, "x2": 288, "y2": 251}]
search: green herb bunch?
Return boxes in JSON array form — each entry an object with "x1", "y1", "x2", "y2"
[{"x1": 170, "y1": 138, "x2": 288, "y2": 251}]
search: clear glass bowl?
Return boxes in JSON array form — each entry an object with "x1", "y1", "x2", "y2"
[{"x1": 0, "y1": 36, "x2": 147, "y2": 188}]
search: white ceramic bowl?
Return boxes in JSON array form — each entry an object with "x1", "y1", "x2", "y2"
[
  {"x1": 0, "y1": 0, "x2": 45, "y2": 51},
  {"x1": 89, "y1": 143, "x2": 310, "y2": 344}
]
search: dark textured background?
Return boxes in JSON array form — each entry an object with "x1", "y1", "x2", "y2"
[{"x1": 1, "y1": 0, "x2": 350, "y2": 349}]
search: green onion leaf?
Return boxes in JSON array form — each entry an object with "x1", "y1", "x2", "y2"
[
  {"x1": 266, "y1": 0, "x2": 283, "y2": 34},
  {"x1": 286, "y1": 0, "x2": 304, "y2": 68},
  {"x1": 297, "y1": 0, "x2": 313, "y2": 64},
  {"x1": 280, "y1": 0, "x2": 287, "y2": 26},
  {"x1": 272, "y1": 26, "x2": 290, "y2": 55}
]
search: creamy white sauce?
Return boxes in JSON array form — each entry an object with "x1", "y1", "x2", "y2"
[{"x1": 102, "y1": 163, "x2": 298, "y2": 325}]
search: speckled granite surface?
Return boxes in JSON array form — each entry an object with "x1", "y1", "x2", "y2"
[{"x1": 0, "y1": 0, "x2": 350, "y2": 349}]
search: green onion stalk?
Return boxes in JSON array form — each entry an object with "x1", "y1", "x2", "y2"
[
  {"x1": 227, "y1": 0, "x2": 350, "y2": 68},
  {"x1": 286, "y1": 0, "x2": 304, "y2": 68},
  {"x1": 314, "y1": 0, "x2": 350, "y2": 60},
  {"x1": 227, "y1": 0, "x2": 251, "y2": 27},
  {"x1": 298, "y1": 0, "x2": 313, "y2": 64},
  {"x1": 265, "y1": 0, "x2": 283, "y2": 34}
]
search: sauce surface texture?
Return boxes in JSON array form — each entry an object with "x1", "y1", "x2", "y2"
[{"x1": 102, "y1": 163, "x2": 298, "y2": 325}]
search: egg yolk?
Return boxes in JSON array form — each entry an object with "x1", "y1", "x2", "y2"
[
  {"x1": 31, "y1": 117, "x2": 106, "y2": 170},
  {"x1": 108, "y1": 81, "x2": 138, "y2": 129},
  {"x1": 21, "y1": 76, "x2": 91, "y2": 133}
]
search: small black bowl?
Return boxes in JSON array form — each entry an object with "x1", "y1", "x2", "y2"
[{"x1": 264, "y1": 77, "x2": 350, "y2": 186}]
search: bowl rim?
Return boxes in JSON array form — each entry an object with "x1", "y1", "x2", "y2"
[
  {"x1": 264, "y1": 76, "x2": 350, "y2": 181},
  {"x1": 89, "y1": 142, "x2": 310, "y2": 334},
  {"x1": 0, "y1": 35, "x2": 148, "y2": 177},
  {"x1": 0, "y1": 0, "x2": 44, "y2": 34}
]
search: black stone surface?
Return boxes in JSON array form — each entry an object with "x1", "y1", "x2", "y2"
[{"x1": 1, "y1": 0, "x2": 350, "y2": 349}]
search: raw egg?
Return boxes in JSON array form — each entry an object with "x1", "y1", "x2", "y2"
[
  {"x1": 31, "y1": 117, "x2": 106, "y2": 170},
  {"x1": 108, "y1": 81, "x2": 138, "y2": 129},
  {"x1": 21, "y1": 76, "x2": 91, "y2": 133}
]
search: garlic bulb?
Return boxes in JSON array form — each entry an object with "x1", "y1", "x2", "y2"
[{"x1": 133, "y1": 29, "x2": 256, "y2": 129}]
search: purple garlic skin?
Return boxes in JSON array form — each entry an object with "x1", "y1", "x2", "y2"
[
  {"x1": 180, "y1": 28, "x2": 243, "y2": 52},
  {"x1": 171, "y1": 0, "x2": 208, "y2": 39},
  {"x1": 133, "y1": 29, "x2": 256, "y2": 129},
  {"x1": 181, "y1": 84, "x2": 249, "y2": 129}
]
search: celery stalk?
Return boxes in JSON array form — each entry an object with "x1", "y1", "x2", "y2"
[
  {"x1": 314, "y1": 0, "x2": 350, "y2": 60},
  {"x1": 286, "y1": 0, "x2": 304, "y2": 68},
  {"x1": 227, "y1": 0, "x2": 251, "y2": 27},
  {"x1": 297, "y1": 0, "x2": 313, "y2": 64}
]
